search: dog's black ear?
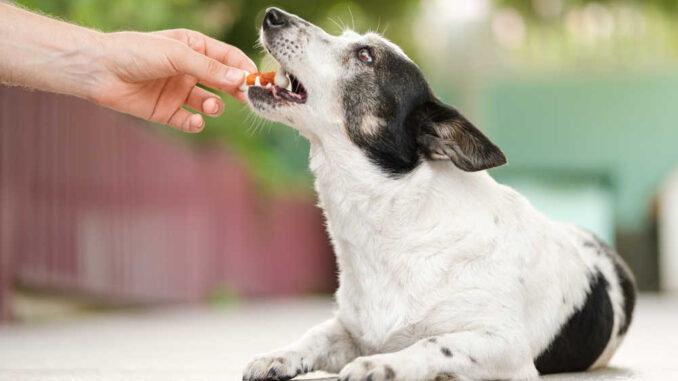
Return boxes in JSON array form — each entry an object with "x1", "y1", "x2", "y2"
[{"x1": 416, "y1": 99, "x2": 507, "y2": 172}]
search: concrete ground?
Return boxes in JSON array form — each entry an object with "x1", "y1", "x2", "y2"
[{"x1": 0, "y1": 295, "x2": 677, "y2": 381}]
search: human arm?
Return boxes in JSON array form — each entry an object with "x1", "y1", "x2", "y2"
[{"x1": 0, "y1": 3, "x2": 257, "y2": 132}]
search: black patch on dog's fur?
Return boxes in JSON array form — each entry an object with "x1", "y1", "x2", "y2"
[
  {"x1": 342, "y1": 47, "x2": 427, "y2": 175},
  {"x1": 534, "y1": 270, "x2": 613, "y2": 374},
  {"x1": 614, "y1": 260, "x2": 636, "y2": 335},
  {"x1": 384, "y1": 365, "x2": 396, "y2": 380},
  {"x1": 433, "y1": 373, "x2": 456, "y2": 381},
  {"x1": 590, "y1": 236, "x2": 637, "y2": 336},
  {"x1": 341, "y1": 44, "x2": 506, "y2": 176},
  {"x1": 441, "y1": 347, "x2": 453, "y2": 357}
]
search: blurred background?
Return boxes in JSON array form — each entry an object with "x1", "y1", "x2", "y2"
[{"x1": 1, "y1": 0, "x2": 678, "y2": 324}]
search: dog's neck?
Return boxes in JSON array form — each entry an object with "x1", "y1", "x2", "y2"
[{"x1": 307, "y1": 134, "x2": 504, "y2": 249}]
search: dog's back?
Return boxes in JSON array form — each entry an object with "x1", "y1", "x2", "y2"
[{"x1": 534, "y1": 227, "x2": 636, "y2": 374}]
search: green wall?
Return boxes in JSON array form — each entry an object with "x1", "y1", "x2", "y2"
[{"x1": 482, "y1": 72, "x2": 678, "y2": 233}]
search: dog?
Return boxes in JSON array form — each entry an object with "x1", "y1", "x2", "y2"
[{"x1": 242, "y1": 7, "x2": 637, "y2": 381}]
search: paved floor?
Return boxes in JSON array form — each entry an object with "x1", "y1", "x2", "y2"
[{"x1": 0, "y1": 295, "x2": 677, "y2": 381}]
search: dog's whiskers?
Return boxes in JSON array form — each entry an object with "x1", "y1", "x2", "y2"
[
  {"x1": 347, "y1": 6, "x2": 356, "y2": 30},
  {"x1": 327, "y1": 16, "x2": 346, "y2": 35}
]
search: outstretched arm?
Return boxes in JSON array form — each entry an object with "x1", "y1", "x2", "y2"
[{"x1": 0, "y1": 3, "x2": 256, "y2": 132}]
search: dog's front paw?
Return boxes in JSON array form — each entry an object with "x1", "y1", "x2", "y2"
[
  {"x1": 339, "y1": 356, "x2": 400, "y2": 381},
  {"x1": 242, "y1": 351, "x2": 308, "y2": 381}
]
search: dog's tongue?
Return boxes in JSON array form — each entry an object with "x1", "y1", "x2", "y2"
[{"x1": 238, "y1": 68, "x2": 289, "y2": 90}]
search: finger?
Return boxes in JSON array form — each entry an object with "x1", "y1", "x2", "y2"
[
  {"x1": 185, "y1": 86, "x2": 223, "y2": 116},
  {"x1": 158, "y1": 29, "x2": 257, "y2": 73},
  {"x1": 171, "y1": 47, "x2": 247, "y2": 96},
  {"x1": 232, "y1": 89, "x2": 248, "y2": 103},
  {"x1": 201, "y1": 35, "x2": 257, "y2": 73},
  {"x1": 167, "y1": 107, "x2": 205, "y2": 133},
  {"x1": 199, "y1": 36, "x2": 257, "y2": 101}
]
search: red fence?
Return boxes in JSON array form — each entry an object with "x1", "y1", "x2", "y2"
[{"x1": 0, "y1": 86, "x2": 334, "y2": 321}]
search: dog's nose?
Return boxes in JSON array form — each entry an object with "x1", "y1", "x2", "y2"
[{"x1": 264, "y1": 7, "x2": 288, "y2": 29}]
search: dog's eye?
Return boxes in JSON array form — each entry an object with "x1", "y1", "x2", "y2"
[{"x1": 357, "y1": 47, "x2": 373, "y2": 63}]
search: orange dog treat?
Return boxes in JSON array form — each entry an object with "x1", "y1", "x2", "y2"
[{"x1": 246, "y1": 71, "x2": 276, "y2": 86}]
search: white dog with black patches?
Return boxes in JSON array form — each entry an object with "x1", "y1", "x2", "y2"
[{"x1": 243, "y1": 8, "x2": 636, "y2": 381}]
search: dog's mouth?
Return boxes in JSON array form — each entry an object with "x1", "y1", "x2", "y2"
[{"x1": 247, "y1": 65, "x2": 308, "y2": 106}]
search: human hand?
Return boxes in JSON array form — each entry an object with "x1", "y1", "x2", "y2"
[{"x1": 87, "y1": 29, "x2": 257, "y2": 132}]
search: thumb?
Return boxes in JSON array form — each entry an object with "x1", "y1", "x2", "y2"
[{"x1": 170, "y1": 46, "x2": 246, "y2": 97}]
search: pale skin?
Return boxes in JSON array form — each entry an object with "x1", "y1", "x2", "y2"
[{"x1": 0, "y1": 3, "x2": 257, "y2": 132}]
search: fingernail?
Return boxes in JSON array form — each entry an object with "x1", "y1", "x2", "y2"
[
  {"x1": 225, "y1": 69, "x2": 245, "y2": 84},
  {"x1": 238, "y1": 71, "x2": 250, "y2": 91},
  {"x1": 247, "y1": 58, "x2": 258, "y2": 72},
  {"x1": 190, "y1": 114, "x2": 204, "y2": 131},
  {"x1": 205, "y1": 98, "x2": 220, "y2": 114}
]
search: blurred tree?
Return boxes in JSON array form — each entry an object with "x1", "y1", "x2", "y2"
[
  {"x1": 487, "y1": 0, "x2": 678, "y2": 70},
  {"x1": 497, "y1": 0, "x2": 678, "y2": 19},
  {"x1": 14, "y1": 0, "x2": 419, "y2": 59}
]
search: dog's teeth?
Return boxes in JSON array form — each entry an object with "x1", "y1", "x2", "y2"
[
  {"x1": 266, "y1": 83, "x2": 272, "y2": 88},
  {"x1": 274, "y1": 69, "x2": 290, "y2": 88},
  {"x1": 254, "y1": 76, "x2": 262, "y2": 87}
]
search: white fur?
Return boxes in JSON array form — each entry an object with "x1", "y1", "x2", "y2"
[{"x1": 243, "y1": 9, "x2": 629, "y2": 381}]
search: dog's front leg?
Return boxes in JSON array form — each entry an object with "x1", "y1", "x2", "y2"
[
  {"x1": 242, "y1": 317, "x2": 358, "y2": 381},
  {"x1": 338, "y1": 331, "x2": 538, "y2": 381}
]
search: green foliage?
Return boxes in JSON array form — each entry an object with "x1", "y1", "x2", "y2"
[
  {"x1": 488, "y1": 0, "x2": 678, "y2": 70},
  {"x1": 16, "y1": 0, "x2": 420, "y2": 55},
  {"x1": 14, "y1": 0, "x2": 420, "y2": 191},
  {"x1": 496, "y1": 0, "x2": 678, "y2": 19}
]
